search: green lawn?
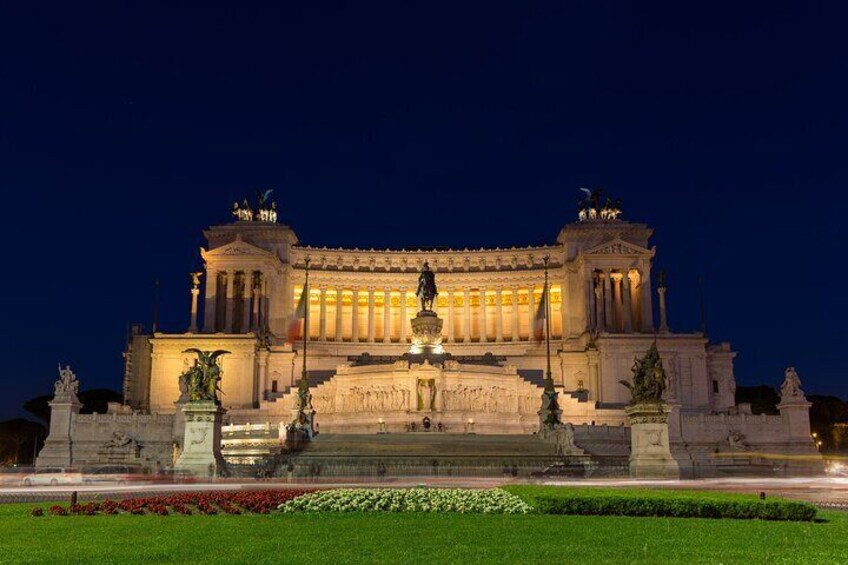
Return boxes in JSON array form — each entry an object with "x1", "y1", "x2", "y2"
[{"x1": 0, "y1": 497, "x2": 846, "y2": 564}]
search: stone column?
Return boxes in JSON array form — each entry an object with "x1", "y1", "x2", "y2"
[
  {"x1": 258, "y1": 350, "x2": 268, "y2": 400},
  {"x1": 587, "y1": 349, "x2": 601, "y2": 402},
  {"x1": 252, "y1": 272, "x2": 262, "y2": 332},
  {"x1": 447, "y1": 289, "x2": 455, "y2": 343},
  {"x1": 511, "y1": 286, "x2": 521, "y2": 341},
  {"x1": 612, "y1": 274, "x2": 623, "y2": 332},
  {"x1": 587, "y1": 274, "x2": 596, "y2": 330},
  {"x1": 262, "y1": 275, "x2": 271, "y2": 334},
  {"x1": 658, "y1": 285, "x2": 669, "y2": 333},
  {"x1": 463, "y1": 289, "x2": 471, "y2": 343},
  {"x1": 622, "y1": 271, "x2": 633, "y2": 333},
  {"x1": 603, "y1": 270, "x2": 613, "y2": 332},
  {"x1": 399, "y1": 288, "x2": 408, "y2": 343},
  {"x1": 351, "y1": 288, "x2": 360, "y2": 342},
  {"x1": 224, "y1": 271, "x2": 234, "y2": 333},
  {"x1": 367, "y1": 287, "x2": 376, "y2": 343},
  {"x1": 189, "y1": 280, "x2": 200, "y2": 333},
  {"x1": 335, "y1": 287, "x2": 344, "y2": 341},
  {"x1": 202, "y1": 268, "x2": 218, "y2": 333},
  {"x1": 560, "y1": 276, "x2": 570, "y2": 339},
  {"x1": 527, "y1": 285, "x2": 535, "y2": 340},
  {"x1": 479, "y1": 288, "x2": 488, "y2": 342},
  {"x1": 495, "y1": 287, "x2": 504, "y2": 342},
  {"x1": 640, "y1": 265, "x2": 654, "y2": 332},
  {"x1": 383, "y1": 288, "x2": 392, "y2": 343},
  {"x1": 595, "y1": 285, "x2": 605, "y2": 332},
  {"x1": 241, "y1": 272, "x2": 252, "y2": 333},
  {"x1": 318, "y1": 286, "x2": 327, "y2": 340}
]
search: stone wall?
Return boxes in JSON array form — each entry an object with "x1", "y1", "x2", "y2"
[{"x1": 69, "y1": 412, "x2": 176, "y2": 471}]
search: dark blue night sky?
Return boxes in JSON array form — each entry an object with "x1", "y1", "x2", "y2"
[{"x1": 1, "y1": 1, "x2": 846, "y2": 419}]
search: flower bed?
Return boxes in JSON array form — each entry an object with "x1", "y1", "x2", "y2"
[
  {"x1": 279, "y1": 488, "x2": 532, "y2": 514},
  {"x1": 32, "y1": 490, "x2": 313, "y2": 517}
]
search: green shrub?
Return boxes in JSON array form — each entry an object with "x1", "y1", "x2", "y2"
[{"x1": 531, "y1": 494, "x2": 816, "y2": 521}]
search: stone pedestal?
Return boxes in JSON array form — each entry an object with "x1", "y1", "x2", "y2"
[
  {"x1": 777, "y1": 398, "x2": 814, "y2": 442},
  {"x1": 174, "y1": 402, "x2": 226, "y2": 478},
  {"x1": 626, "y1": 402, "x2": 680, "y2": 479},
  {"x1": 410, "y1": 310, "x2": 444, "y2": 355},
  {"x1": 36, "y1": 398, "x2": 82, "y2": 468}
]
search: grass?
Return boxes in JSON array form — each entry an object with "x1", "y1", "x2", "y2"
[{"x1": 1, "y1": 493, "x2": 846, "y2": 564}]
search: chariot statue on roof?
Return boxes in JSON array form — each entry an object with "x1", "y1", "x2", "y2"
[{"x1": 577, "y1": 188, "x2": 622, "y2": 222}]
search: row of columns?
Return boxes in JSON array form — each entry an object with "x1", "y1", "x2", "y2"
[
  {"x1": 200, "y1": 269, "x2": 268, "y2": 334},
  {"x1": 302, "y1": 285, "x2": 553, "y2": 343},
  {"x1": 589, "y1": 269, "x2": 644, "y2": 333}
]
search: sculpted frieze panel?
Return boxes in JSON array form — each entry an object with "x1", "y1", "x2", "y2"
[
  {"x1": 441, "y1": 384, "x2": 514, "y2": 413},
  {"x1": 338, "y1": 385, "x2": 411, "y2": 412}
]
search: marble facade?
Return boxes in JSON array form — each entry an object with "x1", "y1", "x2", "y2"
[{"x1": 36, "y1": 197, "x2": 821, "y2": 476}]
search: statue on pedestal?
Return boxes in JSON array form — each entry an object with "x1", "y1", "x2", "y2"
[
  {"x1": 416, "y1": 261, "x2": 438, "y2": 312},
  {"x1": 621, "y1": 343, "x2": 679, "y2": 478},
  {"x1": 190, "y1": 272, "x2": 203, "y2": 289},
  {"x1": 780, "y1": 367, "x2": 806, "y2": 400},
  {"x1": 175, "y1": 350, "x2": 230, "y2": 478},
  {"x1": 409, "y1": 262, "x2": 444, "y2": 355},
  {"x1": 54, "y1": 365, "x2": 80, "y2": 401},
  {"x1": 178, "y1": 349, "x2": 230, "y2": 404},
  {"x1": 620, "y1": 342, "x2": 666, "y2": 404}
]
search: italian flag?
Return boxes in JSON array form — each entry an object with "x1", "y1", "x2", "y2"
[{"x1": 287, "y1": 288, "x2": 308, "y2": 343}]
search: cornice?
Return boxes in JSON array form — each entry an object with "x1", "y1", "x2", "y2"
[
  {"x1": 289, "y1": 268, "x2": 568, "y2": 288},
  {"x1": 287, "y1": 244, "x2": 565, "y2": 274}
]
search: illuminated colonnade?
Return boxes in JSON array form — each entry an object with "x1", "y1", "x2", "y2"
[{"x1": 292, "y1": 284, "x2": 563, "y2": 343}]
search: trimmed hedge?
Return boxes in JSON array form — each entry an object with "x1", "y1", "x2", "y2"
[{"x1": 532, "y1": 494, "x2": 817, "y2": 521}]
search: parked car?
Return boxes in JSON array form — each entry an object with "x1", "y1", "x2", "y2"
[
  {"x1": 21, "y1": 467, "x2": 83, "y2": 486},
  {"x1": 0, "y1": 466, "x2": 33, "y2": 486},
  {"x1": 152, "y1": 468, "x2": 197, "y2": 484},
  {"x1": 81, "y1": 464, "x2": 148, "y2": 485}
]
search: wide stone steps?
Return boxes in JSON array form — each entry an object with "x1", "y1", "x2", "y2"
[{"x1": 297, "y1": 433, "x2": 558, "y2": 458}]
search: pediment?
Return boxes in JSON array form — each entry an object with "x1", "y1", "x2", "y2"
[
  {"x1": 201, "y1": 236, "x2": 276, "y2": 259},
  {"x1": 583, "y1": 238, "x2": 653, "y2": 256}
]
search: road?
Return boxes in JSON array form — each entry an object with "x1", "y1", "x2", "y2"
[{"x1": 3, "y1": 476, "x2": 848, "y2": 508}]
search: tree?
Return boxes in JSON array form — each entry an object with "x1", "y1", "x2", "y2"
[
  {"x1": 735, "y1": 385, "x2": 780, "y2": 415},
  {"x1": 808, "y1": 395, "x2": 848, "y2": 450},
  {"x1": 0, "y1": 419, "x2": 46, "y2": 465},
  {"x1": 22, "y1": 389, "x2": 123, "y2": 425}
]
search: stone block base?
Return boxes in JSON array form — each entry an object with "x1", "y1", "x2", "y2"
[
  {"x1": 629, "y1": 455, "x2": 680, "y2": 479},
  {"x1": 626, "y1": 403, "x2": 680, "y2": 479},
  {"x1": 174, "y1": 402, "x2": 226, "y2": 478},
  {"x1": 36, "y1": 440, "x2": 73, "y2": 468}
]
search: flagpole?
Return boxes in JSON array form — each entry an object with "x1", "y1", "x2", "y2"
[{"x1": 543, "y1": 255, "x2": 553, "y2": 388}]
